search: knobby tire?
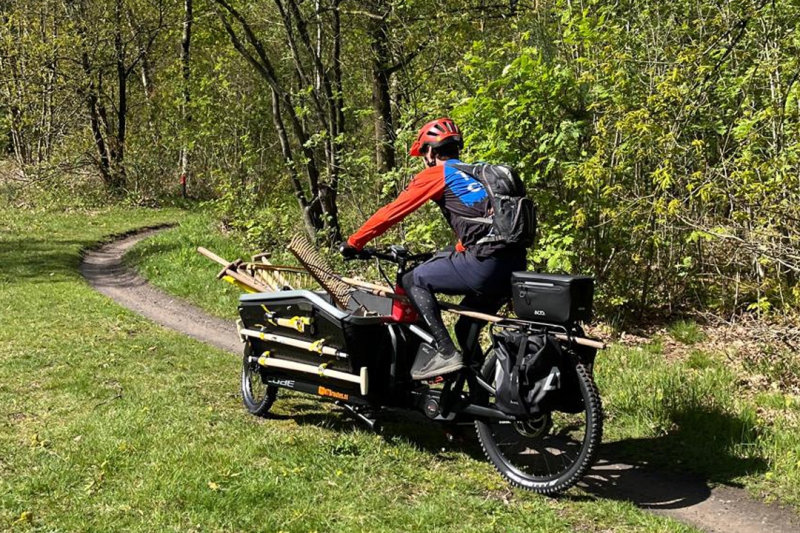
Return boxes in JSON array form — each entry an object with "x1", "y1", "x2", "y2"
[
  {"x1": 241, "y1": 342, "x2": 278, "y2": 417},
  {"x1": 475, "y1": 354, "x2": 603, "y2": 494}
]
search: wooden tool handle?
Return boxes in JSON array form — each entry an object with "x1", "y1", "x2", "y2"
[
  {"x1": 246, "y1": 263, "x2": 308, "y2": 273},
  {"x1": 439, "y1": 303, "x2": 606, "y2": 349},
  {"x1": 341, "y1": 277, "x2": 394, "y2": 293},
  {"x1": 338, "y1": 276, "x2": 606, "y2": 348},
  {"x1": 197, "y1": 246, "x2": 268, "y2": 292},
  {"x1": 440, "y1": 302, "x2": 501, "y2": 323},
  {"x1": 197, "y1": 246, "x2": 230, "y2": 267},
  {"x1": 553, "y1": 334, "x2": 606, "y2": 350},
  {"x1": 224, "y1": 267, "x2": 269, "y2": 292}
]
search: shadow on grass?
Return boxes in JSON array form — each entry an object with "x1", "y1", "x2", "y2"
[
  {"x1": 2, "y1": 227, "x2": 180, "y2": 284},
  {"x1": 267, "y1": 399, "x2": 486, "y2": 460},
  {"x1": 267, "y1": 396, "x2": 769, "y2": 510},
  {"x1": 577, "y1": 405, "x2": 768, "y2": 510},
  {"x1": 0, "y1": 238, "x2": 89, "y2": 282}
]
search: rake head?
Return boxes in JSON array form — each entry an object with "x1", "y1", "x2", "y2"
[{"x1": 287, "y1": 234, "x2": 352, "y2": 309}]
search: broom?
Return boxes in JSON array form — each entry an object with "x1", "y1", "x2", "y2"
[{"x1": 287, "y1": 234, "x2": 353, "y2": 309}]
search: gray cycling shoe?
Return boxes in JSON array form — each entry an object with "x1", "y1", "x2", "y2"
[{"x1": 411, "y1": 343, "x2": 464, "y2": 380}]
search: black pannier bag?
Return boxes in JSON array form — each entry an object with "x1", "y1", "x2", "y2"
[
  {"x1": 493, "y1": 330, "x2": 586, "y2": 415},
  {"x1": 512, "y1": 272, "x2": 594, "y2": 325}
]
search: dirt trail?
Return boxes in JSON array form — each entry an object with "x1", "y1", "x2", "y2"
[
  {"x1": 81, "y1": 227, "x2": 800, "y2": 533},
  {"x1": 80, "y1": 227, "x2": 240, "y2": 354}
]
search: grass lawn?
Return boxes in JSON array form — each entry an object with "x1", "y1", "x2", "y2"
[
  {"x1": 0, "y1": 207, "x2": 698, "y2": 532},
  {"x1": 128, "y1": 215, "x2": 800, "y2": 512}
]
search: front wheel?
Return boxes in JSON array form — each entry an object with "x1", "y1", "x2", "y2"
[
  {"x1": 475, "y1": 352, "x2": 603, "y2": 494},
  {"x1": 241, "y1": 343, "x2": 278, "y2": 417}
]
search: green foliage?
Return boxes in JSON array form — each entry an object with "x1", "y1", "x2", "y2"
[
  {"x1": 685, "y1": 350, "x2": 716, "y2": 371},
  {"x1": 442, "y1": 0, "x2": 800, "y2": 319},
  {"x1": 5, "y1": 0, "x2": 800, "y2": 320},
  {"x1": 598, "y1": 343, "x2": 800, "y2": 505}
]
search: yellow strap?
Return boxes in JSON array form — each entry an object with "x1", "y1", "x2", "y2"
[
  {"x1": 291, "y1": 316, "x2": 313, "y2": 332},
  {"x1": 261, "y1": 306, "x2": 276, "y2": 326},
  {"x1": 257, "y1": 352, "x2": 271, "y2": 366},
  {"x1": 223, "y1": 276, "x2": 257, "y2": 294},
  {"x1": 309, "y1": 339, "x2": 325, "y2": 354},
  {"x1": 272, "y1": 315, "x2": 312, "y2": 333},
  {"x1": 317, "y1": 362, "x2": 330, "y2": 376}
]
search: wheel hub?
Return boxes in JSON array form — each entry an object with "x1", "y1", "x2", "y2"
[{"x1": 513, "y1": 414, "x2": 551, "y2": 438}]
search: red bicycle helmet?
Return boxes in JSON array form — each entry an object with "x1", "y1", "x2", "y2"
[{"x1": 409, "y1": 117, "x2": 463, "y2": 157}]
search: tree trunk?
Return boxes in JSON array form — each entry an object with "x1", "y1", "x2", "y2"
[
  {"x1": 3, "y1": 26, "x2": 31, "y2": 168},
  {"x1": 111, "y1": 0, "x2": 127, "y2": 191},
  {"x1": 280, "y1": 0, "x2": 342, "y2": 242},
  {"x1": 77, "y1": 42, "x2": 112, "y2": 186},
  {"x1": 371, "y1": 10, "x2": 395, "y2": 173},
  {"x1": 271, "y1": 88, "x2": 320, "y2": 241},
  {"x1": 326, "y1": 0, "x2": 344, "y2": 242},
  {"x1": 179, "y1": 0, "x2": 193, "y2": 198},
  {"x1": 332, "y1": 0, "x2": 344, "y2": 136},
  {"x1": 215, "y1": 0, "x2": 341, "y2": 242}
]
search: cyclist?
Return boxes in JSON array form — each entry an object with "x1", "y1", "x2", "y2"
[{"x1": 340, "y1": 118, "x2": 527, "y2": 380}]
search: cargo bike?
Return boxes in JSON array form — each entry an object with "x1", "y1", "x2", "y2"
[{"x1": 202, "y1": 238, "x2": 605, "y2": 494}]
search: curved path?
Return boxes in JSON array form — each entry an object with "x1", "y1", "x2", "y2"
[
  {"x1": 81, "y1": 227, "x2": 800, "y2": 533},
  {"x1": 80, "y1": 227, "x2": 240, "y2": 354}
]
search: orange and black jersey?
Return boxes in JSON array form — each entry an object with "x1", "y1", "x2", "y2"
[{"x1": 348, "y1": 159, "x2": 504, "y2": 257}]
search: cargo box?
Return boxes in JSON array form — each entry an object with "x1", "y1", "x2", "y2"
[
  {"x1": 511, "y1": 272, "x2": 594, "y2": 325},
  {"x1": 237, "y1": 290, "x2": 397, "y2": 401}
]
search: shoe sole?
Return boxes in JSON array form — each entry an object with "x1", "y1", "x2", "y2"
[{"x1": 411, "y1": 361, "x2": 465, "y2": 381}]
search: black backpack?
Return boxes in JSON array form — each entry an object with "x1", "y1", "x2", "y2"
[{"x1": 453, "y1": 163, "x2": 537, "y2": 248}]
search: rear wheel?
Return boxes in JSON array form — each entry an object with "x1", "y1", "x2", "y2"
[
  {"x1": 241, "y1": 343, "x2": 278, "y2": 417},
  {"x1": 475, "y1": 351, "x2": 602, "y2": 494}
]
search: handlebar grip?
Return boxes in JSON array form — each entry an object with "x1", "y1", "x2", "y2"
[{"x1": 342, "y1": 247, "x2": 375, "y2": 261}]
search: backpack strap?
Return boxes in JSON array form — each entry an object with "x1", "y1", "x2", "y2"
[
  {"x1": 451, "y1": 163, "x2": 503, "y2": 244},
  {"x1": 450, "y1": 162, "x2": 481, "y2": 177},
  {"x1": 512, "y1": 335, "x2": 530, "y2": 410},
  {"x1": 476, "y1": 233, "x2": 504, "y2": 244},
  {"x1": 461, "y1": 213, "x2": 505, "y2": 244},
  {"x1": 461, "y1": 216, "x2": 493, "y2": 224},
  {"x1": 452, "y1": 163, "x2": 496, "y2": 201}
]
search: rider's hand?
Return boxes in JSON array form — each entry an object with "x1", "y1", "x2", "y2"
[{"x1": 339, "y1": 241, "x2": 359, "y2": 260}]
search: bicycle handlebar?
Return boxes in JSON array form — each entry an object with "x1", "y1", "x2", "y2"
[{"x1": 347, "y1": 247, "x2": 433, "y2": 265}]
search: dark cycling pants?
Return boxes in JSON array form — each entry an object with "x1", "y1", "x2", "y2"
[{"x1": 401, "y1": 248, "x2": 526, "y2": 360}]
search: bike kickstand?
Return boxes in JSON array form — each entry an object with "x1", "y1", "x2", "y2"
[{"x1": 336, "y1": 401, "x2": 382, "y2": 433}]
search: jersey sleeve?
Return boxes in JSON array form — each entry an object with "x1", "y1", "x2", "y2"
[{"x1": 348, "y1": 167, "x2": 444, "y2": 250}]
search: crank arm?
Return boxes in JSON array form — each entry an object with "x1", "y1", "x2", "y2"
[{"x1": 411, "y1": 388, "x2": 517, "y2": 422}]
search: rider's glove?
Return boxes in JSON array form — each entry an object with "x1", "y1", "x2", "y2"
[{"x1": 339, "y1": 241, "x2": 358, "y2": 259}]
